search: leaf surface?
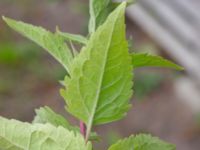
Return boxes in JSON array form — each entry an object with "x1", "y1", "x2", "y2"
[
  {"x1": 56, "y1": 29, "x2": 88, "y2": 45},
  {"x1": 132, "y1": 53, "x2": 183, "y2": 70},
  {"x1": 108, "y1": 134, "x2": 176, "y2": 150},
  {"x1": 0, "y1": 116, "x2": 91, "y2": 150},
  {"x1": 89, "y1": 0, "x2": 136, "y2": 33},
  {"x1": 3, "y1": 16, "x2": 73, "y2": 73},
  {"x1": 33, "y1": 106, "x2": 77, "y2": 131},
  {"x1": 61, "y1": 2, "x2": 133, "y2": 139},
  {"x1": 89, "y1": 0, "x2": 119, "y2": 33}
]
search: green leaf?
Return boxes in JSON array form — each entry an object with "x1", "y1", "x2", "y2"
[
  {"x1": 108, "y1": 134, "x2": 176, "y2": 150},
  {"x1": 89, "y1": 0, "x2": 118, "y2": 33},
  {"x1": 89, "y1": 0, "x2": 136, "y2": 33},
  {"x1": 33, "y1": 106, "x2": 77, "y2": 131},
  {"x1": 33, "y1": 107, "x2": 100, "y2": 141},
  {"x1": 0, "y1": 116, "x2": 92, "y2": 150},
  {"x1": 131, "y1": 53, "x2": 183, "y2": 70},
  {"x1": 88, "y1": 132, "x2": 101, "y2": 141},
  {"x1": 89, "y1": 0, "x2": 109, "y2": 33},
  {"x1": 2, "y1": 16, "x2": 73, "y2": 73},
  {"x1": 56, "y1": 28, "x2": 88, "y2": 45},
  {"x1": 61, "y1": 2, "x2": 133, "y2": 139}
]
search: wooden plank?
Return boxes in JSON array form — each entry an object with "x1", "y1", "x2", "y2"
[
  {"x1": 127, "y1": 3, "x2": 200, "y2": 82},
  {"x1": 139, "y1": 0, "x2": 200, "y2": 57}
]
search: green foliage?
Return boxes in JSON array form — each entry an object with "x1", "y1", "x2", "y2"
[
  {"x1": 88, "y1": 0, "x2": 136, "y2": 33},
  {"x1": 108, "y1": 134, "x2": 176, "y2": 150},
  {"x1": 89, "y1": 0, "x2": 117, "y2": 33},
  {"x1": 0, "y1": 117, "x2": 92, "y2": 150},
  {"x1": 33, "y1": 107, "x2": 99, "y2": 141},
  {"x1": 106, "y1": 131, "x2": 122, "y2": 146},
  {"x1": 33, "y1": 106, "x2": 76, "y2": 131},
  {"x1": 134, "y1": 73, "x2": 163, "y2": 99},
  {"x1": 0, "y1": 43, "x2": 20, "y2": 64},
  {"x1": 61, "y1": 3, "x2": 133, "y2": 140},
  {"x1": 2, "y1": 16, "x2": 73, "y2": 73},
  {"x1": 132, "y1": 53, "x2": 183, "y2": 70},
  {"x1": 0, "y1": 42, "x2": 41, "y2": 65},
  {"x1": 56, "y1": 28, "x2": 88, "y2": 45},
  {"x1": 1, "y1": 1, "x2": 182, "y2": 149}
]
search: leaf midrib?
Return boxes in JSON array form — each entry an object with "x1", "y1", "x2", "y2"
[{"x1": 0, "y1": 135, "x2": 25, "y2": 150}]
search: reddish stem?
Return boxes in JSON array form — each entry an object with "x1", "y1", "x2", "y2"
[{"x1": 80, "y1": 121, "x2": 87, "y2": 139}]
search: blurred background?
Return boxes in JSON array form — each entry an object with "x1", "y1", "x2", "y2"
[{"x1": 0, "y1": 0, "x2": 200, "y2": 149}]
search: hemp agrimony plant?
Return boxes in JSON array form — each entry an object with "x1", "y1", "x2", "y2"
[{"x1": 1, "y1": 1, "x2": 183, "y2": 150}]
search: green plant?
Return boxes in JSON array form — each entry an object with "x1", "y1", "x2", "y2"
[
  {"x1": 1, "y1": 1, "x2": 183, "y2": 150},
  {"x1": 134, "y1": 72, "x2": 163, "y2": 99}
]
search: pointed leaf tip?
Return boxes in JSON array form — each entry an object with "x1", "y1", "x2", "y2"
[
  {"x1": 2, "y1": 17, "x2": 73, "y2": 73},
  {"x1": 131, "y1": 53, "x2": 184, "y2": 71}
]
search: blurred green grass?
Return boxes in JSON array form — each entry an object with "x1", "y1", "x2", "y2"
[
  {"x1": 134, "y1": 72, "x2": 164, "y2": 99},
  {"x1": 0, "y1": 41, "x2": 66, "y2": 94}
]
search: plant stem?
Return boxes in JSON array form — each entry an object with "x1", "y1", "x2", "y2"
[
  {"x1": 85, "y1": 127, "x2": 90, "y2": 142},
  {"x1": 85, "y1": 116, "x2": 93, "y2": 142},
  {"x1": 80, "y1": 121, "x2": 86, "y2": 139}
]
